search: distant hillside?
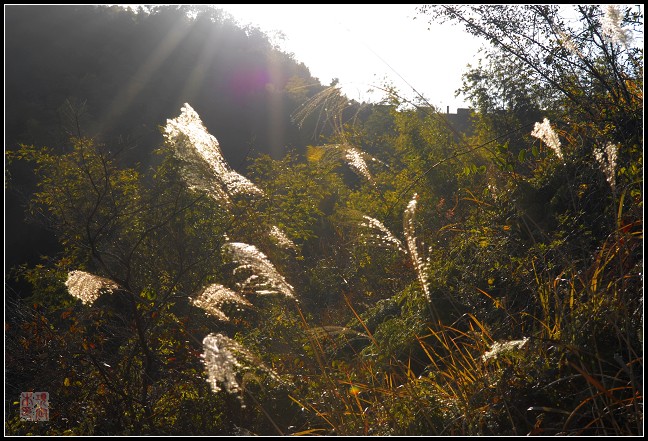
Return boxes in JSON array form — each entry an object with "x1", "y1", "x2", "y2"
[
  {"x1": 5, "y1": 5, "x2": 330, "y2": 164},
  {"x1": 5, "y1": 4, "x2": 331, "y2": 275}
]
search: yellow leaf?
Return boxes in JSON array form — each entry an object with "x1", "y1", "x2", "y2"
[{"x1": 64, "y1": 377, "x2": 71, "y2": 387}]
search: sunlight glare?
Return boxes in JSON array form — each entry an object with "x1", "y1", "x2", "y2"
[{"x1": 217, "y1": 4, "x2": 483, "y2": 109}]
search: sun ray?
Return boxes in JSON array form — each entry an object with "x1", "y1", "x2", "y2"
[{"x1": 98, "y1": 10, "x2": 192, "y2": 134}]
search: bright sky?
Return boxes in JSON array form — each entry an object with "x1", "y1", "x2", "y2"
[{"x1": 217, "y1": 4, "x2": 483, "y2": 111}]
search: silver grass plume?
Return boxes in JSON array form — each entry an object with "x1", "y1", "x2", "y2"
[
  {"x1": 202, "y1": 333, "x2": 281, "y2": 396},
  {"x1": 601, "y1": 4, "x2": 632, "y2": 46},
  {"x1": 269, "y1": 225, "x2": 298, "y2": 252},
  {"x1": 594, "y1": 142, "x2": 618, "y2": 190},
  {"x1": 202, "y1": 333, "x2": 243, "y2": 394},
  {"x1": 191, "y1": 284, "x2": 252, "y2": 321},
  {"x1": 404, "y1": 194, "x2": 432, "y2": 303},
  {"x1": 557, "y1": 30, "x2": 583, "y2": 59},
  {"x1": 65, "y1": 270, "x2": 119, "y2": 305},
  {"x1": 223, "y1": 242, "x2": 296, "y2": 299},
  {"x1": 163, "y1": 103, "x2": 264, "y2": 203},
  {"x1": 531, "y1": 118, "x2": 562, "y2": 160},
  {"x1": 360, "y1": 215, "x2": 407, "y2": 254},
  {"x1": 309, "y1": 144, "x2": 375, "y2": 182},
  {"x1": 345, "y1": 146, "x2": 374, "y2": 182},
  {"x1": 292, "y1": 85, "x2": 352, "y2": 137},
  {"x1": 482, "y1": 337, "x2": 529, "y2": 362}
]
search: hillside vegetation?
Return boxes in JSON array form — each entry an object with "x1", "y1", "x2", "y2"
[{"x1": 5, "y1": 5, "x2": 643, "y2": 435}]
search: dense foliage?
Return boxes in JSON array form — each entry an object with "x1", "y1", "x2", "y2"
[{"x1": 5, "y1": 4, "x2": 643, "y2": 436}]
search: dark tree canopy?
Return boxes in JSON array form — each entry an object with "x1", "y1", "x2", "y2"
[{"x1": 5, "y1": 5, "x2": 329, "y2": 163}]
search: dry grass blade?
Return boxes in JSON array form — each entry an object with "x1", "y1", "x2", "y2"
[
  {"x1": 343, "y1": 294, "x2": 379, "y2": 347},
  {"x1": 568, "y1": 361, "x2": 622, "y2": 404}
]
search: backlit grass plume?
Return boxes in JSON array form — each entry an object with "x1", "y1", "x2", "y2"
[
  {"x1": 307, "y1": 143, "x2": 375, "y2": 182},
  {"x1": 269, "y1": 225, "x2": 298, "y2": 252},
  {"x1": 202, "y1": 333, "x2": 244, "y2": 394},
  {"x1": 531, "y1": 117, "x2": 562, "y2": 160},
  {"x1": 601, "y1": 4, "x2": 632, "y2": 46},
  {"x1": 594, "y1": 142, "x2": 618, "y2": 190},
  {"x1": 356, "y1": 197, "x2": 431, "y2": 303},
  {"x1": 345, "y1": 146, "x2": 374, "y2": 182},
  {"x1": 481, "y1": 337, "x2": 529, "y2": 362},
  {"x1": 191, "y1": 283, "x2": 252, "y2": 321},
  {"x1": 292, "y1": 85, "x2": 352, "y2": 137},
  {"x1": 65, "y1": 270, "x2": 119, "y2": 305},
  {"x1": 404, "y1": 194, "x2": 432, "y2": 304},
  {"x1": 223, "y1": 242, "x2": 296, "y2": 299},
  {"x1": 202, "y1": 333, "x2": 282, "y2": 398},
  {"x1": 360, "y1": 215, "x2": 406, "y2": 254},
  {"x1": 164, "y1": 103, "x2": 264, "y2": 203}
]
